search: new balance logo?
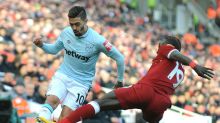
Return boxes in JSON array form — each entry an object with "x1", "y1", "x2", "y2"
[{"x1": 64, "y1": 49, "x2": 90, "y2": 62}]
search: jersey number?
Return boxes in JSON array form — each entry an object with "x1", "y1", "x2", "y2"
[
  {"x1": 76, "y1": 93, "x2": 85, "y2": 105},
  {"x1": 167, "y1": 61, "x2": 184, "y2": 88}
]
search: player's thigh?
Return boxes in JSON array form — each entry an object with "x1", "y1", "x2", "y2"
[
  {"x1": 133, "y1": 84, "x2": 155, "y2": 105},
  {"x1": 142, "y1": 93, "x2": 171, "y2": 122},
  {"x1": 46, "y1": 73, "x2": 68, "y2": 102},
  {"x1": 62, "y1": 86, "x2": 89, "y2": 110},
  {"x1": 114, "y1": 85, "x2": 141, "y2": 109},
  {"x1": 114, "y1": 84, "x2": 155, "y2": 109}
]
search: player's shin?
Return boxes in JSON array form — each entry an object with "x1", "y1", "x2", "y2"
[
  {"x1": 61, "y1": 101, "x2": 100, "y2": 123},
  {"x1": 88, "y1": 101, "x2": 101, "y2": 114},
  {"x1": 38, "y1": 103, "x2": 54, "y2": 120}
]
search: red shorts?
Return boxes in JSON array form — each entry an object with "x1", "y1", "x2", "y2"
[{"x1": 114, "y1": 83, "x2": 171, "y2": 122}]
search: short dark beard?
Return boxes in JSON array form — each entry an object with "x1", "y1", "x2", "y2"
[{"x1": 75, "y1": 25, "x2": 88, "y2": 37}]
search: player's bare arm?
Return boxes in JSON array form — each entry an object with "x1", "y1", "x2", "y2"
[{"x1": 169, "y1": 50, "x2": 214, "y2": 80}]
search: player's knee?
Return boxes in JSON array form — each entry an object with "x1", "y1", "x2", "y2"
[
  {"x1": 59, "y1": 113, "x2": 65, "y2": 121},
  {"x1": 46, "y1": 95, "x2": 60, "y2": 109},
  {"x1": 143, "y1": 114, "x2": 162, "y2": 123},
  {"x1": 96, "y1": 98, "x2": 113, "y2": 105},
  {"x1": 59, "y1": 106, "x2": 72, "y2": 120},
  {"x1": 96, "y1": 98, "x2": 121, "y2": 111},
  {"x1": 95, "y1": 99, "x2": 103, "y2": 106},
  {"x1": 146, "y1": 117, "x2": 161, "y2": 123}
]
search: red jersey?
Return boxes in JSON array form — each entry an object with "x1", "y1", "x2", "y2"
[{"x1": 139, "y1": 45, "x2": 185, "y2": 94}]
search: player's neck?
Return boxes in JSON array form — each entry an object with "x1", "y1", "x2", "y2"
[
  {"x1": 76, "y1": 25, "x2": 88, "y2": 37},
  {"x1": 81, "y1": 25, "x2": 88, "y2": 36}
]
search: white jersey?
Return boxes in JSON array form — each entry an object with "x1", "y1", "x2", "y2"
[{"x1": 41, "y1": 26, "x2": 124, "y2": 88}]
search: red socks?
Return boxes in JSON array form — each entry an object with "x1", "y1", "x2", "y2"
[{"x1": 59, "y1": 104, "x2": 95, "y2": 123}]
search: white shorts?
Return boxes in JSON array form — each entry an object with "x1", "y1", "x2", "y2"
[{"x1": 47, "y1": 72, "x2": 89, "y2": 110}]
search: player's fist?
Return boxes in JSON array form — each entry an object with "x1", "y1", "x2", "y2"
[
  {"x1": 33, "y1": 37, "x2": 43, "y2": 47},
  {"x1": 114, "y1": 81, "x2": 123, "y2": 89}
]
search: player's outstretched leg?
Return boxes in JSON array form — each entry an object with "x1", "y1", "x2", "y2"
[
  {"x1": 59, "y1": 91, "x2": 121, "y2": 123},
  {"x1": 59, "y1": 102, "x2": 96, "y2": 123}
]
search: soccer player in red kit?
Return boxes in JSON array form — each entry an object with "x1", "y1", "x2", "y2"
[{"x1": 59, "y1": 36, "x2": 214, "y2": 123}]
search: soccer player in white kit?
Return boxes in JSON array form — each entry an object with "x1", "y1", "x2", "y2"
[{"x1": 33, "y1": 6, "x2": 125, "y2": 123}]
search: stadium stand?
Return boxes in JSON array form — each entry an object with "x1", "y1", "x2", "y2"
[{"x1": 0, "y1": 0, "x2": 220, "y2": 123}]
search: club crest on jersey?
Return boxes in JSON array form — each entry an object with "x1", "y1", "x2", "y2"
[
  {"x1": 67, "y1": 40, "x2": 71, "y2": 44},
  {"x1": 85, "y1": 43, "x2": 95, "y2": 52},
  {"x1": 103, "y1": 40, "x2": 112, "y2": 52}
]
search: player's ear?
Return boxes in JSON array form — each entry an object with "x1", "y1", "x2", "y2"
[
  {"x1": 159, "y1": 40, "x2": 165, "y2": 46},
  {"x1": 84, "y1": 18, "x2": 88, "y2": 23}
]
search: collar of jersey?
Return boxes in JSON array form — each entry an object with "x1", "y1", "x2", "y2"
[{"x1": 77, "y1": 28, "x2": 90, "y2": 39}]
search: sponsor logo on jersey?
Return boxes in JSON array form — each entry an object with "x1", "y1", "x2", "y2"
[
  {"x1": 64, "y1": 49, "x2": 90, "y2": 62},
  {"x1": 103, "y1": 40, "x2": 112, "y2": 52}
]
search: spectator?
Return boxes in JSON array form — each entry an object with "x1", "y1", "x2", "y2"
[{"x1": 0, "y1": 0, "x2": 219, "y2": 122}]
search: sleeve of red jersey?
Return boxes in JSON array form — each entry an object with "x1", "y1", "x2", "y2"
[{"x1": 158, "y1": 45, "x2": 179, "y2": 59}]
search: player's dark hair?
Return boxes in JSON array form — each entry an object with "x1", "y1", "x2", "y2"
[
  {"x1": 165, "y1": 36, "x2": 181, "y2": 51},
  {"x1": 68, "y1": 6, "x2": 87, "y2": 20}
]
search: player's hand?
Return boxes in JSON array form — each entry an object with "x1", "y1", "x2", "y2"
[
  {"x1": 114, "y1": 81, "x2": 123, "y2": 89},
  {"x1": 193, "y1": 65, "x2": 214, "y2": 80},
  {"x1": 33, "y1": 37, "x2": 43, "y2": 47}
]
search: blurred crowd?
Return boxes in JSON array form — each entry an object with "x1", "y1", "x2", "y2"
[
  {"x1": 0, "y1": 0, "x2": 220, "y2": 123},
  {"x1": 207, "y1": 0, "x2": 220, "y2": 20}
]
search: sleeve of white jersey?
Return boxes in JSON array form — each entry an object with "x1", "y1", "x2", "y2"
[
  {"x1": 97, "y1": 37, "x2": 125, "y2": 82},
  {"x1": 41, "y1": 33, "x2": 64, "y2": 55}
]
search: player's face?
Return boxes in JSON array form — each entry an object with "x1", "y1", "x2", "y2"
[{"x1": 69, "y1": 17, "x2": 87, "y2": 36}]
